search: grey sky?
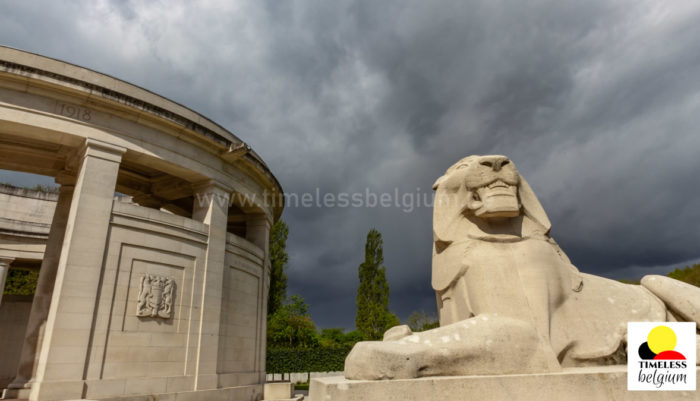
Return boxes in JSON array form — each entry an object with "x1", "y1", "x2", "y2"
[{"x1": 2, "y1": 0, "x2": 700, "y2": 329}]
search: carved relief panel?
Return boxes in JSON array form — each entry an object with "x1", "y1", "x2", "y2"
[{"x1": 136, "y1": 274, "x2": 175, "y2": 318}]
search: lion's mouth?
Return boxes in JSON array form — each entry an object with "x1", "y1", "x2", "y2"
[
  {"x1": 471, "y1": 180, "x2": 520, "y2": 218},
  {"x1": 483, "y1": 180, "x2": 515, "y2": 196}
]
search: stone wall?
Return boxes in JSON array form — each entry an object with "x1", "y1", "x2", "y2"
[
  {"x1": 45, "y1": 200, "x2": 271, "y2": 399},
  {"x1": 217, "y1": 233, "x2": 266, "y2": 386},
  {"x1": 0, "y1": 184, "x2": 55, "y2": 261},
  {"x1": 0, "y1": 185, "x2": 54, "y2": 389},
  {"x1": 0, "y1": 184, "x2": 56, "y2": 237},
  {"x1": 0, "y1": 295, "x2": 33, "y2": 388},
  {"x1": 0, "y1": 192, "x2": 273, "y2": 401},
  {"x1": 80, "y1": 201, "x2": 209, "y2": 397}
]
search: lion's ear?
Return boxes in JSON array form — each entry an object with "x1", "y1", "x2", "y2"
[
  {"x1": 432, "y1": 175, "x2": 445, "y2": 190},
  {"x1": 518, "y1": 176, "x2": 551, "y2": 234},
  {"x1": 432, "y1": 175, "x2": 471, "y2": 244}
]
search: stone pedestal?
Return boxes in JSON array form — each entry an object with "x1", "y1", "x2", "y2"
[{"x1": 309, "y1": 367, "x2": 700, "y2": 401}]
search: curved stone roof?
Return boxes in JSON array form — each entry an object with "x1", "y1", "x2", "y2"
[{"x1": 0, "y1": 45, "x2": 284, "y2": 219}]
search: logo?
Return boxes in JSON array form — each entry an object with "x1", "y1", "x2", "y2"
[{"x1": 628, "y1": 322, "x2": 696, "y2": 391}]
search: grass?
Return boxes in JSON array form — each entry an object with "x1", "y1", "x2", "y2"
[{"x1": 294, "y1": 382, "x2": 309, "y2": 391}]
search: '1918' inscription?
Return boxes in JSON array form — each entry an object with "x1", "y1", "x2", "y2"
[{"x1": 56, "y1": 102, "x2": 92, "y2": 122}]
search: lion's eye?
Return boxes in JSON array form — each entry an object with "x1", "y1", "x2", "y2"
[
  {"x1": 480, "y1": 161, "x2": 493, "y2": 168},
  {"x1": 501, "y1": 160, "x2": 510, "y2": 167}
]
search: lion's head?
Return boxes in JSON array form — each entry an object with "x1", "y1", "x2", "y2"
[
  {"x1": 431, "y1": 155, "x2": 581, "y2": 293},
  {"x1": 431, "y1": 155, "x2": 551, "y2": 248}
]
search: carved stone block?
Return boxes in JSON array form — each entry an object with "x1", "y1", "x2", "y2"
[{"x1": 136, "y1": 274, "x2": 174, "y2": 318}]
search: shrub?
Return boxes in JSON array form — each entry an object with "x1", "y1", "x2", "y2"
[{"x1": 266, "y1": 346, "x2": 352, "y2": 374}]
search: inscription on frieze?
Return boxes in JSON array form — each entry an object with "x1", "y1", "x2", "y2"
[
  {"x1": 56, "y1": 102, "x2": 92, "y2": 122},
  {"x1": 136, "y1": 274, "x2": 174, "y2": 319}
]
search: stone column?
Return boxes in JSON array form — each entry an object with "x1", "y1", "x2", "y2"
[
  {"x1": 246, "y1": 214, "x2": 271, "y2": 257},
  {"x1": 191, "y1": 181, "x2": 230, "y2": 390},
  {"x1": 6, "y1": 174, "x2": 75, "y2": 395},
  {"x1": 0, "y1": 257, "x2": 15, "y2": 306},
  {"x1": 30, "y1": 139, "x2": 125, "y2": 401},
  {"x1": 245, "y1": 213, "x2": 271, "y2": 383}
]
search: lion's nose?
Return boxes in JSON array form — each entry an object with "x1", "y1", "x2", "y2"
[{"x1": 479, "y1": 156, "x2": 510, "y2": 172}]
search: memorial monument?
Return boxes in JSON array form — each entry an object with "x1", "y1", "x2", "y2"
[
  {"x1": 0, "y1": 46, "x2": 283, "y2": 401},
  {"x1": 311, "y1": 155, "x2": 700, "y2": 401}
]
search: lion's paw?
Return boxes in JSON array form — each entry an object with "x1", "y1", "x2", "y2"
[{"x1": 383, "y1": 325, "x2": 413, "y2": 341}]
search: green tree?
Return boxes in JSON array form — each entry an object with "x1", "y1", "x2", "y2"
[
  {"x1": 342, "y1": 330, "x2": 364, "y2": 344},
  {"x1": 667, "y1": 263, "x2": 700, "y2": 287},
  {"x1": 406, "y1": 309, "x2": 440, "y2": 332},
  {"x1": 318, "y1": 328, "x2": 345, "y2": 347},
  {"x1": 267, "y1": 295, "x2": 319, "y2": 348},
  {"x1": 616, "y1": 279, "x2": 640, "y2": 285},
  {"x1": 355, "y1": 229, "x2": 399, "y2": 340},
  {"x1": 318, "y1": 328, "x2": 364, "y2": 347},
  {"x1": 268, "y1": 220, "x2": 289, "y2": 316}
]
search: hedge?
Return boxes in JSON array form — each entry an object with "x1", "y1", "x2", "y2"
[
  {"x1": 3, "y1": 268, "x2": 39, "y2": 295},
  {"x1": 267, "y1": 346, "x2": 353, "y2": 374}
]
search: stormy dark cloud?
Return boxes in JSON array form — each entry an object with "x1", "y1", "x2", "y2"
[{"x1": 2, "y1": 0, "x2": 700, "y2": 329}]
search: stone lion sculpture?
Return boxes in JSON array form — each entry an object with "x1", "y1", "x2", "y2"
[{"x1": 345, "y1": 155, "x2": 700, "y2": 380}]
